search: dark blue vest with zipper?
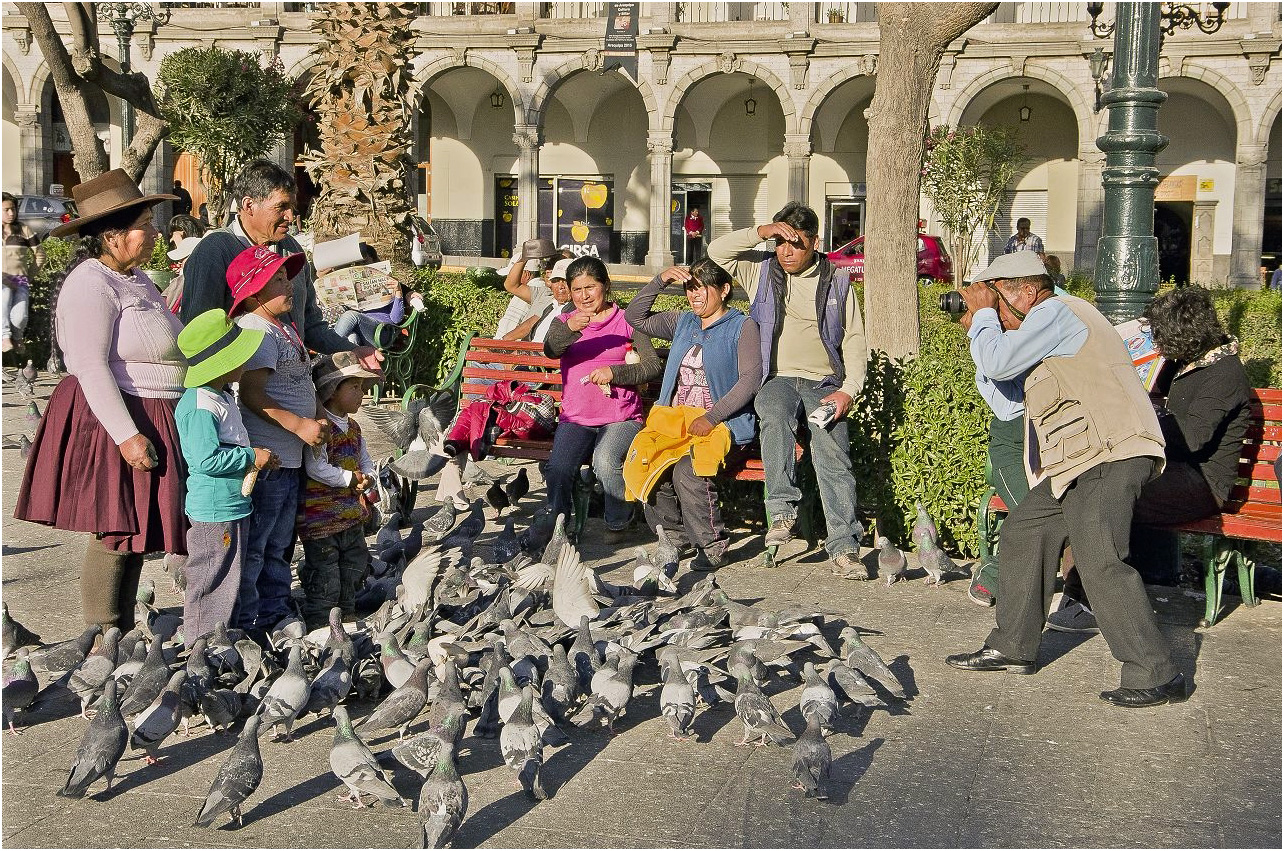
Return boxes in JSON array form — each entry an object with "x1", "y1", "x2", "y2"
[
  {"x1": 749, "y1": 254, "x2": 852, "y2": 391},
  {"x1": 656, "y1": 308, "x2": 757, "y2": 446}
]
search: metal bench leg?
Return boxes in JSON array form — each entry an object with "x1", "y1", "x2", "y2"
[
  {"x1": 1199, "y1": 536, "x2": 1235, "y2": 629},
  {"x1": 572, "y1": 471, "x2": 592, "y2": 543},
  {"x1": 761, "y1": 480, "x2": 778, "y2": 568},
  {"x1": 1237, "y1": 550, "x2": 1258, "y2": 608},
  {"x1": 976, "y1": 486, "x2": 1003, "y2": 565}
]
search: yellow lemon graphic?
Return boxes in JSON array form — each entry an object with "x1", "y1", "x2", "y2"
[
  {"x1": 571, "y1": 221, "x2": 590, "y2": 242},
  {"x1": 581, "y1": 183, "x2": 609, "y2": 209},
  {"x1": 671, "y1": 199, "x2": 679, "y2": 213},
  {"x1": 605, "y1": 217, "x2": 613, "y2": 226},
  {"x1": 502, "y1": 212, "x2": 512, "y2": 223}
]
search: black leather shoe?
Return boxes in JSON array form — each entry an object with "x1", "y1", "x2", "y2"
[
  {"x1": 945, "y1": 646, "x2": 1038, "y2": 675},
  {"x1": 1099, "y1": 673, "x2": 1190, "y2": 708}
]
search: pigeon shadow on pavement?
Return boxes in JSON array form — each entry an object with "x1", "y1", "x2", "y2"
[
  {"x1": 888, "y1": 654, "x2": 919, "y2": 700},
  {"x1": 96, "y1": 729, "x2": 235, "y2": 801},
  {"x1": 451, "y1": 787, "x2": 543, "y2": 847},
  {"x1": 243, "y1": 768, "x2": 345, "y2": 826},
  {"x1": 822, "y1": 737, "x2": 884, "y2": 806},
  {"x1": 2, "y1": 543, "x2": 63, "y2": 558}
]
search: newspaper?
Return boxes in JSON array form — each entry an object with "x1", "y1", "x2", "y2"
[
  {"x1": 314, "y1": 262, "x2": 397, "y2": 322},
  {"x1": 1115, "y1": 318, "x2": 1167, "y2": 391}
]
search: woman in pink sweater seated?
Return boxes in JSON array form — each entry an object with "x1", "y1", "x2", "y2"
[
  {"x1": 15, "y1": 170, "x2": 187, "y2": 634},
  {"x1": 543, "y1": 256, "x2": 661, "y2": 540}
]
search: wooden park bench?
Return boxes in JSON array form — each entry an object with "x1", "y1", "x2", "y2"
[
  {"x1": 404, "y1": 332, "x2": 818, "y2": 564},
  {"x1": 976, "y1": 387, "x2": 1282, "y2": 628}
]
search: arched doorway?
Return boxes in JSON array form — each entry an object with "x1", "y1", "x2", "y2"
[
  {"x1": 806, "y1": 76, "x2": 875, "y2": 251},
  {"x1": 1264, "y1": 113, "x2": 1281, "y2": 277},
  {"x1": 2, "y1": 67, "x2": 19, "y2": 193}
]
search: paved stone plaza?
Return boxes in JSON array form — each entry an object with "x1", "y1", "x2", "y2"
[{"x1": 1, "y1": 374, "x2": 1280, "y2": 849}]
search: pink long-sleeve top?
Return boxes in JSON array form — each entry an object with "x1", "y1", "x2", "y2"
[{"x1": 56, "y1": 259, "x2": 186, "y2": 444}]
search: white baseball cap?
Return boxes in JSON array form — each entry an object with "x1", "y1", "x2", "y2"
[
  {"x1": 167, "y1": 235, "x2": 202, "y2": 262},
  {"x1": 499, "y1": 256, "x2": 542, "y2": 276},
  {"x1": 549, "y1": 258, "x2": 573, "y2": 281}
]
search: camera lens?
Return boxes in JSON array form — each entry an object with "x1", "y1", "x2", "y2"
[{"x1": 939, "y1": 290, "x2": 966, "y2": 314}]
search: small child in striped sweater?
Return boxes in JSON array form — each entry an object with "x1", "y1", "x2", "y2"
[{"x1": 297, "y1": 351, "x2": 379, "y2": 630}]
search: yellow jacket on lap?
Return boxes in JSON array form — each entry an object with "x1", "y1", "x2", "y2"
[{"x1": 623, "y1": 405, "x2": 732, "y2": 502}]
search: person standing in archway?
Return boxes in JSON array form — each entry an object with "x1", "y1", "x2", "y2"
[{"x1": 685, "y1": 207, "x2": 705, "y2": 263}]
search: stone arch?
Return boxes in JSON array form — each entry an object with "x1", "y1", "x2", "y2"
[
  {"x1": 25, "y1": 61, "x2": 50, "y2": 106},
  {"x1": 27, "y1": 60, "x2": 117, "y2": 125},
  {"x1": 1174, "y1": 61, "x2": 1254, "y2": 146},
  {"x1": 414, "y1": 52, "x2": 526, "y2": 127},
  {"x1": 1259, "y1": 88, "x2": 1281, "y2": 149},
  {"x1": 662, "y1": 58, "x2": 795, "y2": 135},
  {"x1": 528, "y1": 57, "x2": 658, "y2": 129},
  {"x1": 3, "y1": 54, "x2": 26, "y2": 108},
  {"x1": 798, "y1": 62, "x2": 879, "y2": 139},
  {"x1": 944, "y1": 62, "x2": 1093, "y2": 147}
]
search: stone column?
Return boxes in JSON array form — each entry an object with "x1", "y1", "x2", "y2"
[
  {"x1": 1190, "y1": 200, "x2": 1217, "y2": 284},
  {"x1": 1228, "y1": 143, "x2": 1269, "y2": 289},
  {"x1": 645, "y1": 131, "x2": 674, "y2": 273},
  {"x1": 14, "y1": 107, "x2": 43, "y2": 196},
  {"x1": 787, "y1": 0, "x2": 812, "y2": 32},
  {"x1": 513, "y1": 124, "x2": 541, "y2": 245},
  {"x1": 784, "y1": 134, "x2": 810, "y2": 204},
  {"x1": 644, "y1": 2, "x2": 674, "y2": 31},
  {"x1": 514, "y1": 1, "x2": 538, "y2": 30},
  {"x1": 1073, "y1": 144, "x2": 1106, "y2": 278}
]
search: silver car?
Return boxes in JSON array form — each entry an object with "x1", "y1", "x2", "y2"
[{"x1": 16, "y1": 195, "x2": 78, "y2": 238}]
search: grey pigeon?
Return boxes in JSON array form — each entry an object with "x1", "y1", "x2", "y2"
[
  {"x1": 732, "y1": 662, "x2": 793, "y2": 747},
  {"x1": 538, "y1": 512, "x2": 570, "y2": 564},
  {"x1": 323, "y1": 607, "x2": 356, "y2": 668},
  {"x1": 571, "y1": 648, "x2": 638, "y2": 734},
  {"x1": 232, "y1": 638, "x2": 264, "y2": 695},
  {"x1": 390, "y1": 710, "x2": 463, "y2": 777},
  {"x1": 24, "y1": 399, "x2": 40, "y2": 428},
  {"x1": 568, "y1": 615, "x2": 598, "y2": 695},
  {"x1": 493, "y1": 518, "x2": 521, "y2": 565},
  {"x1": 330, "y1": 706, "x2": 405, "y2": 808},
  {"x1": 542, "y1": 643, "x2": 578, "y2": 724},
  {"x1": 917, "y1": 539, "x2": 956, "y2": 587},
  {"x1": 791, "y1": 715, "x2": 832, "y2": 800},
  {"x1": 200, "y1": 689, "x2": 244, "y2": 735},
  {"x1": 164, "y1": 552, "x2": 188, "y2": 593},
  {"x1": 2, "y1": 603, "x2": 41, "y2": 659},
  {"x1": 17, "y1": 433, "x2": 31, "y2": 457},
  {"x1": 878, "y1": 536, "x2": 909, "y2": 585},
  {"x1": 303, "y1": 652, "x2": 352, "y2": 717},
  {"x1": 130, "y1": 669, "x2": 187, "y2": 764},
  {"x1": 838, "y1": 627, "x2": 906, "y2": 699},
  {"x1": 417, "y1": 741, "x2": 468, "y2": 849},
  {"x1": 827, "y1": 661, "x2": 887, "y2": 715},
  {"x1": 30, "y1": 625, "x2": 99, "y2": 675},
  {"x1": 632, "y1": 546, "x2": 676, "y2": 595},
  {"x1": 660, "y1": 660, "x2": 696, "y2": 740},
  {"x1": 426, "y1": 661, "x2": 467, "y2": 739},
  {"x1": 111, "y1": 638, "x2": 147, "y2": 689},
  {"x1": 120, "y1": 635, "x2": 169, "y2": 717},
  {"x1": 68, "y1": 627, "x2": 120, "y2": 717},
  {"x1": 16, "y1": 358, "x2": 36, "y2": 399},
  {"x1": 499, "y1": 683, "x2": 547, "y2": 800},
  {"x1": 362, "y1": 658, "x2": 432, "y2": 740},
  {"x1": 441, "y1": 500, "x2": 485, "y2": 547},
  {"x1": 654, "y1": 524, "x2": 683, "y2": 570},
  {"x1": 3, "y1": 648, "x2": 39, "y2": 734},
  {"x1": 194, "y1": 715, "x2": 264, "y2": 828},
  {"x1": 379, "y1": 633, "x2": 416, "y2": 690},
  {"x1": 504, "y1": 467, "x2": 529, "y2": 507},
  {"x1": 403, "y1": 521, "x2": 426, "y2": 563},
  {"x1": 912, "y1": 500, "x2": 939, "y2": 550},
  {"x1": 422, "y1": 501, "x2": 457, "y2": 543},
  {"x1": 363, "y1": 391, "x2": 456, "y2": 456},
  {"x1": 376, "y1": 513, "x2": 403, "y2": 558},
  {"x1": 258, "y1": 645, "x2": 311, "y2": 742},
  {"x1": 799, "y1": 662, "x2": 839, "y2": 733},
  {"x1": 58, "y1": 678, "x2": 128, "y2": 799}
]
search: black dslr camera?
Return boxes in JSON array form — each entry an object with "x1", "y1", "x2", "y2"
[{"x1": 939, "y1": 290, "x2": 967, "y2": 316}]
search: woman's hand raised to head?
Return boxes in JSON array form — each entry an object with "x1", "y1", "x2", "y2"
[{"x1": 660, "y1": 266, "x2": 692, "y2": 287}]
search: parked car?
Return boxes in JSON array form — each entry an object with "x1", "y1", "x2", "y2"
[
  {"x1": 16, "y1": 195, "x2": 78, "y2": 238},
  {"x1": 827, "y1": 233, "x2": 953, "y2": 284}
]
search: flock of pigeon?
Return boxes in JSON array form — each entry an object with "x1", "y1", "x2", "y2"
[{"x1": 1, "y1": 381, "x2": 963, "y2": 848}]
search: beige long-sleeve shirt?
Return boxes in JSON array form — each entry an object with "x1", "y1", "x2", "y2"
[{"x1": 707, "y1": 227, "x2": 867, "y2": 399}]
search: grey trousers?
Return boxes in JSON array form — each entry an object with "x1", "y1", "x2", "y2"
[
  {"x1": 184, "y1": 519, "x2": 245, "y2": 649},
  {"x1": 641, "y1": 454, "x2": 730, "y2": 559},
  {"x1": 987, "y1": 457, "x2": 1179, "y2": 689},
  {"x1": 753, "y1": 375, "x2": 863, "y2": 556}
]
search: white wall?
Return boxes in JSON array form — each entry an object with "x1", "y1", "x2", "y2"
[{"x1": 1156, "y1": 90, "x2": 1238, "y2": 255}]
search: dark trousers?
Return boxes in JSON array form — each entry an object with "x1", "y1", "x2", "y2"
[
  {"x1": 299, "y1": 524, "x2": 369, "y2": 630},
  {"x1": 545, "y1": 420, "x2": 641, "y2": 530},
  {"x1": 987, "y1": 457, "x2": 1178, "y2": 689},
  {"x1": 641, "y1": 453, "x2": 736, "y2": 559}
]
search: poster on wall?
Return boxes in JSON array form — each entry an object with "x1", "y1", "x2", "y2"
[
  {"x1": 555, "y1": 178, "x2": 614, "y2": 260},
  {"x1": 603, "y1": 2, "x2": 639, "y2": 83}
]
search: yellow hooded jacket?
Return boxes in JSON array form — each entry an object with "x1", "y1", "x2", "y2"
[{"x1": 622, "y1": 405, "x2": 732, "y2": 502}]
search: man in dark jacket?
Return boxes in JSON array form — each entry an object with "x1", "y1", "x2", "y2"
[{"x1": 180, "y1": 160, "x2": 381, "y2": 372}]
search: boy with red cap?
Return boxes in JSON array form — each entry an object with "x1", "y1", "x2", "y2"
[{"x1": 227, "y1": 245, "x2": 331, "y2": 634}]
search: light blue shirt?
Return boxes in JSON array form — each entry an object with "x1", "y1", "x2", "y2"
[{"x1": 968, "y1": 297, "x2": 1089, "y2": 421}]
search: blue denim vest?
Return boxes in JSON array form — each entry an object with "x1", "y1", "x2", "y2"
[
  {"x1": 656, "y1": 309, "x2": 757, "y2": 445},
  {"x1": 749, "y1": 255, "x2": 852, "y2": 391}
]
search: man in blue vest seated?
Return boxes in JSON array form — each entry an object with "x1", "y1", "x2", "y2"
[{"x1": 708, "y1": 202, "x2": 869, "y2": 578}]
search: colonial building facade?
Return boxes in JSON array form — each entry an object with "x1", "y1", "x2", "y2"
[{"x1": 3, "y1": 2, "x2": 1280, "y2": 285}]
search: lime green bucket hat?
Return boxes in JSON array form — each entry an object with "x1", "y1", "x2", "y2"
[{"x1": 179, "y1": 308, "x2": 266, "y2": 389}]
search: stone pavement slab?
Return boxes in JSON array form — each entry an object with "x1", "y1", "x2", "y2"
[{"x1": 1, "y1": 374, "x2": 1280, "y2": 848}]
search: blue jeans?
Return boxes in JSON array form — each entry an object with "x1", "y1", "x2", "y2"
[
  {"x1": 754, "y1": 375, "x2": 862, "y2": 556},
  {"x1": 546, "y1": 420, "x2": 642, "y2": 530},
  {"x1": 233, "y1": 467, "x2": 300, "y2": 630},
  {"x1": 334, "y1": 310, "x2": 381, "y2": 348}
]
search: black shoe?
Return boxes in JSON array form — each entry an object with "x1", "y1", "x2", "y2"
[
  {"x1": 945, "y1": 646, "x2": 1038, "y2": 675},
  {"x1": 691, "y1": 549, "x2": 724, "y2": 572},
  {"x1": 1099, "y1": 673, "x2": 1189, "y2": 708}
]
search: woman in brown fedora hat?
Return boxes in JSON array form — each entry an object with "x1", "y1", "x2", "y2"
[{"x1": 15, "y1": 169, "x2": 188, "y2": 635}]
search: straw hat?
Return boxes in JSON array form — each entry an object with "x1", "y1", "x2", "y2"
[
  {"x1": 49, "y1": 169, "x2": 178, "y2": 238},
  {"x1": 313, "y1": 351, "x2": 379, "y2": 401}
]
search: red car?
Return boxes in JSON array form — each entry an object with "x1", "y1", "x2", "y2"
[{"x1": 826, "y1": 233, "x2": 953, "y2": 284}]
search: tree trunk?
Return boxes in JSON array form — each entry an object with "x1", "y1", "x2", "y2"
[
  {"x1": 863, "y1": 2, "x2": 996, "y2": 359},
  {"x1": 19, "y1": 2, "x2": 107, "y2": 181}
]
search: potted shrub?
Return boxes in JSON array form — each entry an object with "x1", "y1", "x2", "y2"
[{"x1": 145, "y1": 238, "x2": 174, "y2": 292}]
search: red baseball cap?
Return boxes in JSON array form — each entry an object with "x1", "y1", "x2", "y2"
[{"x1": 227, "y1": 245, "x2": 306, "y2": 316}]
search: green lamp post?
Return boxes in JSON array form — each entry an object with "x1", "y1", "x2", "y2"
[
  {"x1": 97, "y1": 3, "x2": 170, "y2": 149},
  {"x1": 1086, "y1": 1, "x2": 1229, "y2": 323}
]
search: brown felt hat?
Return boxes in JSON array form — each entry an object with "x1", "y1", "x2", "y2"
[
  {"x1": 50, "y1": 169, "x2": 178, "y2": 238},
  {"x1": 522, "y1": 237, "x2": 559, "y2": 259}
]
